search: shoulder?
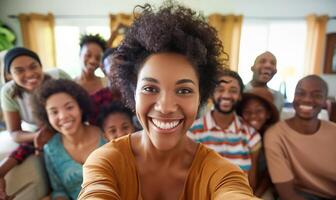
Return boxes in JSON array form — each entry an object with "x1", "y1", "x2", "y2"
[
  {"x1": 264, "y1": 121, "x2": 287, "y2": 145},
  {"x1": 44, "y1": 133, "x2": 61, "y2": 149},
  {"x1": 244, "y1": 82, "x2": 253, "y2": 91},
  {"x1": 44, "y1": 134, "x2": 61, "y2": 154},
  {"x1": 1, "y1": 80, "x2": 16, "y2": 96},
  {"x1": 321, "y1": 120, "x2": 336, "y2": 128},
  {"x1": 85, "y1": 135, "x2": 131, "y2": 169},
  {"x1": 265, "y1": 121, "x2": 286, "y2": 136}
]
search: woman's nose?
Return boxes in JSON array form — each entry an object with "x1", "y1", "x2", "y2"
[{"x1": 154, "y1": 92, "x2": 178, "y2": 114}]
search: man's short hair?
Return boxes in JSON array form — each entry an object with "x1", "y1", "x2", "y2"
[{"x1": 216, "y1": 69, "x2": 244, "y2": 94}]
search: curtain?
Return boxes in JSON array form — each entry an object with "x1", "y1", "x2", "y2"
[
  {"x1": 304, "y1": 14, "x2": 329, "y2": 75},
  {"x1": 108, "y1": 14, "x2": 135, "y2": 47},
  {"x1": 18, "y1": 13, "x2": 56, "y2": 69},
  {"x1": 208, "y1": 14, "x2": 243, "y2": 71}
]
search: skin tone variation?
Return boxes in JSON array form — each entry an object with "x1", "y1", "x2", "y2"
[
  {"x1": 102, "y1": 112, "x2": 134, "y2": 141},
  {"x1": 130, "y1": 53, "x2": 200, "y2": 199},
  {"x1": 78, "y1": 4, "x2": 257, "y2": 199},
  {"x1": 212, "y1": 76, "x2": 241, "y2": 129},
  {"x1": 45, "y1": 92, "x2": 101, "y2": 200},
  {"x1": 242, "y1": 98, "x2": 270, "y2": 131},
  {"x1": 211, "y1": 75, "x2": 259, "y2": 190},
  {"x1": 0, "y1": 55, "x2": 52, "y2": 200},
  {"x1": 46, "y1": 92, "x2": 101, "y2": 165},
  {"x1": 276, "y1": 76, "x2": 327, "y2": 200},
  {"x1": 240, "y1": 96, "x2": 274, "y2": 197},
  {"x1": 75, "y1": 42, "x2": 105, "y2": 94},
  {"x1": 251, "y1": 51, "x2": 277, "y2": 87}
]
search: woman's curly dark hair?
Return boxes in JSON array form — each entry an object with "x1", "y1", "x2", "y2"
[
  {"x1": 96, "y1": 101, "x2": 134, "y2": 131},
  {"x1": 80, "y1": 34, "x2": 107, "y2": 52},
  {"x1": 32, "y1": 79, "x2": 92, "y2": 132},
  {"x1": 114, "y1": 2, "x2": 227, "y2": 110}
]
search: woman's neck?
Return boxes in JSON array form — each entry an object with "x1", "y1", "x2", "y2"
[
  {"x1": 212, "y1": 110, "x2": 235, "y2": 130},
  {"x1": 135, "y1": 132, "x2": 197, "y2": 168},
  {"x1": 61, "y1": 123, "x2": 88, "y2": 146},
  {"x1": 79, "y1": 70, "x2": 97, "y2": 81}
]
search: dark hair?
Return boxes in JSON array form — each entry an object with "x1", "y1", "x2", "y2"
[
  {"x1": 80, "y1": 34, "x2": 107, "y2": 52},
  {"x1": 96, "y1": 101, "x2": 134, "y2": 131},
  {"x1": 4, "y1": 47, "x2": 41, "y2": 74},
  {"x1": 114, "y1": 2, "x2": 226, "y2": 110},
  {"x1": 298, "y1": 75, "x2": 328, "y2": 97},
  {"x1": 216, "y1": 69, "x2": 244, "y2": 94},
  {"x1": 102, "y1": 48, "x2": 117, "y2": 62},
  {"x1": 4, "y1": 47, "x2": 43, "y2": 98},
  {"x1": 32, "y1": 79, "x2": 91, "y2": 131}
]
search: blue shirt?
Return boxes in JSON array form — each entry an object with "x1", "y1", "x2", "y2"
[{"x1": 44, "y1": 133, "x2": 106, "y2": 200}]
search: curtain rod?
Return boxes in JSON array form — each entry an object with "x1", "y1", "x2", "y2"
[{"x1": 8, "y1": 14, "x2": 336, "y2": 20}]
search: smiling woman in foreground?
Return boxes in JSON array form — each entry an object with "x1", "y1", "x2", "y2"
[{"x1": 78, "y1": 3, "x2": 258, "y2": 200}]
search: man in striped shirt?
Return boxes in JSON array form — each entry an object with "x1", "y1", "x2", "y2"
[{"x1": 188, "y1": 69, "x2": 261, "y2": 189}]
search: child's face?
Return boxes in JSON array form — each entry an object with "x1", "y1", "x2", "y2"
[
  {"x1": 46, "y1": 92, "x2": 82, "y2": 136},
  {"x1": 103, "y1": 113, "x2": 135, "y2": 141},
  {"x1": 242, "y1": 98, "x2": 269, "y2": 131}
]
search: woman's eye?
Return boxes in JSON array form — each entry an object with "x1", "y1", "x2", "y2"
[
  {"x1": 122, "y1": 126, "x2": 130, "y2": 131},
  {"x1": 48, "y1": 110, "x2": 58, "y2": 116},
  {"x1": 142, "y1": 86, "x2": 158, "y2": 93},
  {"x1": 177, "y1": 88, "x2": 193, "y2": 95},
  {"x1": 66, "y1": 106, "x2": 74, "y2": 110}
]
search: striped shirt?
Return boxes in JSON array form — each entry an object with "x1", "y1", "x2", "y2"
[{"x1": 188, "y1": 111, "x2": 261, "y2": 172}]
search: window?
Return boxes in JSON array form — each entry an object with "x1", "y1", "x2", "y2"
[
  {"x1": 238, "y1": 19, "x2": 307, "y2": 101},
  {"x1": 55, "y1": 26, "x2": 81, "y2": 78},
  {"x1": 54, "y1": 18, "x2": 110, "y2": 78}
]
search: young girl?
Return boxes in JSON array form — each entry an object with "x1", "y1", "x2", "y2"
[
  {"x1": 237, "y1": 87, "x2": 279, "y2": 199},
  {"x1": 33, "y1": 79, "x2": 105, "y2": 200},
  {"x1": 96, "y1": 101, "x2": 135, "y2": 141},
  {"x1": 79, "y1": 3, "x2": 258, "y2": 199}
]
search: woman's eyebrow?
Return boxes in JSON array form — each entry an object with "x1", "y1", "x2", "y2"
[
  {"x1": 141, "y1": 77, "x2": 158, "y2": 83},
  {"x1": 176, "y1": 79, "x2": 196, "y2": 85}
]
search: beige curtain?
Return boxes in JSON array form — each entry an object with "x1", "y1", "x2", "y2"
[
  {"x1": 304, "y1": 14, "x2": 329, "y2": 75},
  {"x1": 208, "y1": 14, "x2": 243, "y2": 71},
  {"x1": 18, "y1": 13, "x2": 56, "y2": 69},
  {"x1": 108, "y1": 14, "x2": 135, "y2": 47}
]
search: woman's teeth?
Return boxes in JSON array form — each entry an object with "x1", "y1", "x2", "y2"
[
  {"x1": 152, "y1": 119, "x2": 180, "y2": 130},
  {"x1": 300, "y1": 105, "x2": 313, "y2": 111}
]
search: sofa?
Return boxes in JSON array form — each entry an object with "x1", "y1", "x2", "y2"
[{"x1": 0, "y1": 131, "x2": 49, "y2": 200}]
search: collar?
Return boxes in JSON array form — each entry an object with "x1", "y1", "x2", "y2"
[{"x1": 204, "y1": 110, "x2": 243, "y2": 133}]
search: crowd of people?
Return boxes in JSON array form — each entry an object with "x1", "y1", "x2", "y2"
[{"x1": 0, "y1": 2, "x2": 335, "y2": 200}]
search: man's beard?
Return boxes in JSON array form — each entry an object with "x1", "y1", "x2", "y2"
[{"x1": 213, "y1": 98, "x2": 239, "y2": 115}]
